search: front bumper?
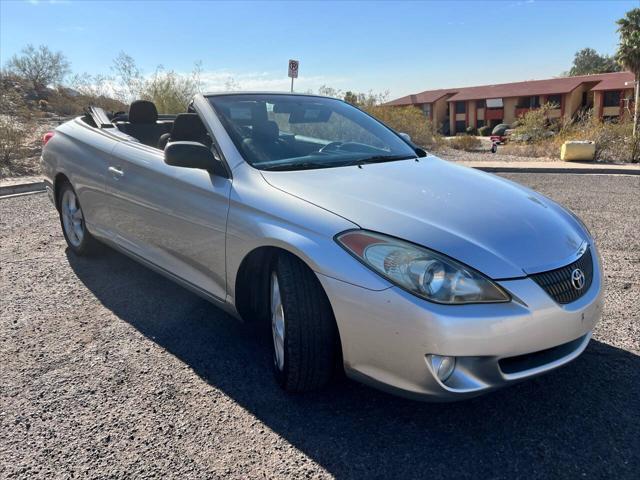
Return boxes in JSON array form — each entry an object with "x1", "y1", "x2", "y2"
[{"x1": 317, "y1": 247, "x2": 604, "y2": 401}]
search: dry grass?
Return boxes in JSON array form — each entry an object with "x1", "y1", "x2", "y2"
[
  {"x1": 448, "y1": 135, "x2": 482, "y2": 151},
  {"x1": 0, "y1": 117, "x2": 32, "y2": 167}
]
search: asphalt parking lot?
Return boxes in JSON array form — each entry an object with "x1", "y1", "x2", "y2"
[{"x1": 1, "y1": 172, "x2": 639, "y2": 479}]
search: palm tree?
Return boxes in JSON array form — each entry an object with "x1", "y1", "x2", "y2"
[{"x1": 616, "y1": 8, "x2": 640, "y2": 138}]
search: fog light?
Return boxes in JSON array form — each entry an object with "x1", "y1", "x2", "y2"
[{"x1": 429, "y1": 355, "x2": 456, "y2": 382}]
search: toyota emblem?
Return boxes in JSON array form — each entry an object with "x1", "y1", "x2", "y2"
[{"x1": 571, "y1": 268, "x2": 586, "y2": 290}]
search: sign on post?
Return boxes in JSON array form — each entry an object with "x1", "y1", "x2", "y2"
[{"x1": 288, "y1": 59, "x2": 299, "y2": 92}]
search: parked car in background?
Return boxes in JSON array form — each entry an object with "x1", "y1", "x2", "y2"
[{"x1": 41, "y1": 93, "x2": 603, "y2": 401}]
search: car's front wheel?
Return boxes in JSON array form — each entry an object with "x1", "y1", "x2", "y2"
[
  {"x1": 270, "y1": 253, "x2": 339, "y2": 392},
  {"x1": 58, "y1": 182, "x2": 100, "y2": 255}
]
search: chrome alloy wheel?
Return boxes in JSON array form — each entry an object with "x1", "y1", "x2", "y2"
[
  {"x1": 271, "y1": 272, "x2": 286, "y2": 371},
  {"x1": 61, "y1": 189, "x2": 85, "y2": 247}
]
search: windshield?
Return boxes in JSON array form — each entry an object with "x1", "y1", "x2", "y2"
[{"x1": 207, "y1": 94, "x2": 416, "y2": 171}]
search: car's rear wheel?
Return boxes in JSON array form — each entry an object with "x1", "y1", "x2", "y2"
[
  {"x1": 58, "y1": 182, "x2": 100, "y2": 255},
  {"x1": 270, "y1": 252, "x2": 339, "y2": 392}
]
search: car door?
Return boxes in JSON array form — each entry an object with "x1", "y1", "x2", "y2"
[{"x1": 106, "y1": 139, "x2": 231, "y2": 301}]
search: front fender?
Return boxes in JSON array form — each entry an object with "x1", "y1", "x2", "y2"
[{"x1": 225, "y1": 164, "x2": 391, "y2": 305}]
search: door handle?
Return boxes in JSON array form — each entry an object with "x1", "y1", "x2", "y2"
[{"x1": 108, "y1": 166, "x2": 124, "y2": 178}]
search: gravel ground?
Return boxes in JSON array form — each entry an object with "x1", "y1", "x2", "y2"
[
  {"x1": 1, "y1": 173, "x2": 639, "y2": 479},
  {"x1": 435, "y1": 140, "x2": 558, "y2": 164},
  {"x1": 437, "y1": 146, "x2": 553, "y2": 163}
]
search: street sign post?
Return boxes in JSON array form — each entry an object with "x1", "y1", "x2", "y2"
[{"x1": 288, "y1": 59, "x2": 299, "y2": 92}]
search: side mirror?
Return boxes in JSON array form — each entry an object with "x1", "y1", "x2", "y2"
[
  {"x1": 415, "y1": 147, "x2": 428, "y2": 158},
  {"x1": 164, "y1": 141, "x2": 227, "y2": 176},
  {"x1": 397, "y1": 131, "x2": 427, "y2": 157}
]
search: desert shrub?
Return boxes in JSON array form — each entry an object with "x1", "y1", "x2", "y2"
[
  {"x1": 448, "y1": 135, "x2": 481, "y2": 151},
  {"x1": 558, "y1": 119, "x2": 639, "y2": 162},
  {"x1": 465, "y1": 126, "x2": 476, "y2": 135},
  {"x1": 139, "y1": 69, "x2": 200, "y2": 113},
  {"x1": 501, "y1": 113, "x2": 640, "y2": 162},
  {"x1": 0, "y1": 117, "x2": 29, "y2": 165},
  {"x1": 365, "y1": 105, "x2": 435, "y2": 147},
  {"x1": 109, "y1": 53, "x2": 203, "y2": 113},
  {"x1": 512, "y1": 103, "x2": 558, "y2": 142},
  {"x1": 478, "y1": 125, "x2": 492, "y2": 136}
]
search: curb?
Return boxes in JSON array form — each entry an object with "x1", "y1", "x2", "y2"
[{"x1": 0, "y1": 181, "x2": 46, "y2": 197}]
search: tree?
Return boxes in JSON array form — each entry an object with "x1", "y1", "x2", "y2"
[
  {"x1": 567, "y1": 48, "x2": 620, "y2": 76},
  {"x1": 5, "y1": 44, "x2": 70, "y2": 91},
  {"x1": 616, "y1": 8, "x2": 640, "y2": 140}
]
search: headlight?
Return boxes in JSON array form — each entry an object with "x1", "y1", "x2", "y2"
[{"x1": 336, "y1": 230, "x2": 510, "y2": 304}]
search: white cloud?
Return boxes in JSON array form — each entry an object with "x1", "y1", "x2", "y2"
[
  {"x1": 197, "y1": 69, "x2": 348, "y2": 93},
  {"x1": 26, "y1": 0, "x2": 72, "y2": 5},
  {"x1": 509, "y1": 0, "x2": 535, "y2": 7}
]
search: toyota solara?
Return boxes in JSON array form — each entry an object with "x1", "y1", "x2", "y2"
[{"x1": 41, "y1": 93, "x2": 603, "y2": 401}]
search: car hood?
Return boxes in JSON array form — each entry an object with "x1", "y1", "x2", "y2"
[{"x1": 261, "y1": 156, "x2": 588, "y2": 279}]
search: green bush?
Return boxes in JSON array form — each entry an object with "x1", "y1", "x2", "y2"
[
  {"x1": 478, "y1": 125, "x2": 492, "y2": 136},
  {"x1": 465, "y1": 126, "x2": 476, "y2": 135}
]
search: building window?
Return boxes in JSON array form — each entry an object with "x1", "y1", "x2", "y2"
[
  {"x1": 455, "y1": 120, "x2": 466, "y2": 133},
  {"x1": 546, "y1": 94, "x2": 562, "y2": 107},
  {"x1": 476, "y1": 100, "x2": 485, "y2": 109},
  {"x1": 423, "y1": 103, "x2": 432, "y2": 118},
  {"x1": 518, "y1": 96, "x2": 540, "y2": 108},
  {"x1": 455, "y1": 101, "x2": 466, "y2": 114},
  {"x1": 476, "y1": 119, "x2": 485, "y2": 128},
  {"x1": 603, "y1": 91, "x2": 621, "y2": 107}
]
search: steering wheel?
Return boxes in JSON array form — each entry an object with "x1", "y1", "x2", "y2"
[{"x1": 319, "y1": 141, "x2": 344, "y2": 153}]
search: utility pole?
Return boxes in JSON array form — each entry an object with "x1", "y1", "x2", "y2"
[{"x1": 627, "y1": 79, "x2": 639, "y2": 138}]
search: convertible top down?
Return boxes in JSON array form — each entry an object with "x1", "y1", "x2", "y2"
[{"x1": 41, "y1": 93, "x2": 603, "y2": 401}]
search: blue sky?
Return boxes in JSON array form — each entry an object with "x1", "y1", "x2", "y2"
[{"x1": 0, "y1": 0, "x2": 635, "y2": 99}]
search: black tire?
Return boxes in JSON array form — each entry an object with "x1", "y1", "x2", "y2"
[
  {"x1": 270, "y1": 252, "x2": 339, "y2": 392},
  {"x1": 57, "y1": 181, "x2": 101, "y2": 256}
]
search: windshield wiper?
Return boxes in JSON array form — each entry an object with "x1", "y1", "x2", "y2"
[
  {"x1": 260, "y1": 161, "x2": 333, "y2": 171},
  {"x1": 259, "y1": 154, "x2": 416, "y2": 171},
  {"x1": 339, "y1": 154, "x2": 416, "y2": 167}
]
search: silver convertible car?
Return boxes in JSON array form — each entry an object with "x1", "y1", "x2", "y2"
[{"x1": 41, "y1": 93, "x2": 603, "y2": 401}]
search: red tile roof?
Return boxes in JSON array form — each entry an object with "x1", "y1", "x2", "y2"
[
  {"x1": 590, "y1": 71, "x2": 635, "y2": 91},
  {"x1": 384, "y1": 88, "x2": 455, "y2": 106},
  {"x1": 386, "y1": 72, "x2": 633, "y2": 105}
]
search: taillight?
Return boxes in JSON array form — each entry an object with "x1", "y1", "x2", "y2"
[{"x1": 43, "y1": 131, "x2": 55, "y2": 146}]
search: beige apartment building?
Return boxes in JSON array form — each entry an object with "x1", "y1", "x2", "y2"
[{"x1": 386, "y1": 72, "x2": 635, "y2": 135}]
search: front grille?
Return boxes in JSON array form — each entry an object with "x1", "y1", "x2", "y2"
[
  {"x1": 530, "y1": 248, "x2": 593, "y2": 304},
  {"x1": 499, "y1": 334, "x2": 587, "y2": 374}
]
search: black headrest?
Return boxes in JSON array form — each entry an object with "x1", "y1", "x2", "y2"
[
  {"x1": 252, "y1": 121, "x2": 279, "y2": 141},
  {"x1": 171, "y1": 113, "x2": 207, "y2": 141},
  {"x1": 129, "y1": 100, "x2": 158, "y2": 124}
]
